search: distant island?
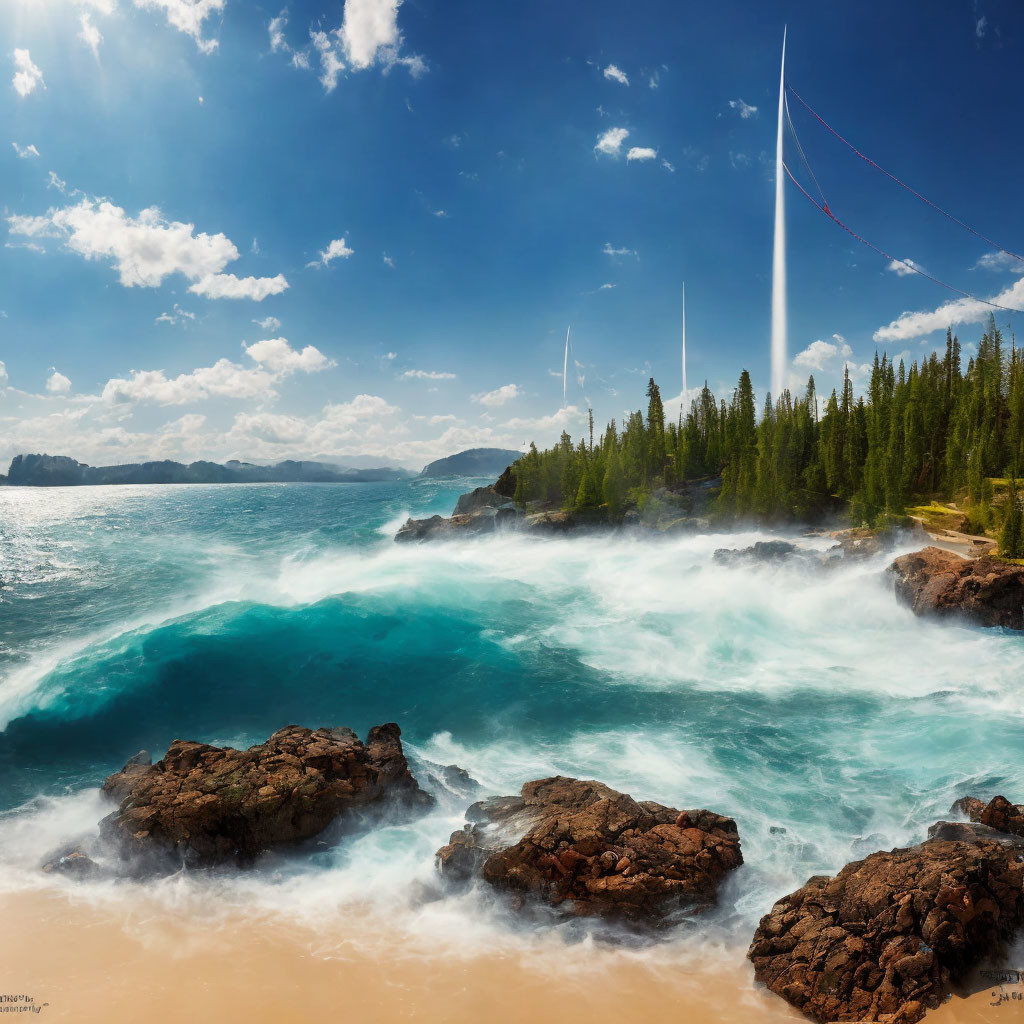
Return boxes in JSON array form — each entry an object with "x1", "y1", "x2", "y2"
[
  {"x1": 1, "y1": 454, "x2": 413, "y2": 487},
  {"x1": 419, "y1": 448, "x2": 523, "y2": 479}
]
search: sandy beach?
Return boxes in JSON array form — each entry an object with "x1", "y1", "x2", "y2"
[{"x1": 0, "y1": 888, "x2": 1012, "y2": 1024}]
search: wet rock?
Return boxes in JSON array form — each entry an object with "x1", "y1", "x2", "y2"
[
  {"x1": 889, "y1": 547, "x2": 1024, "y2": 629},
  {"x1": 453, "y1": 485, "x2": 511, "y2": 516},
  {"x1": 713, "y1": 540, "x2": 799, "y2": 566},
  {"x1": 949, "y1": 794, "x2": 1024, "y2": 839},
  {"x1": 748, "y1": 834, "x2": 1024, "y2": 1023},
  {"x1": 101, "y1": 723, "x2": 433, "y2": 866},
  {"x1": 416, "y1": 760, "x2": 481, "y2": 801},
  {"x1": 436, "y1": 776, "x2": 742, "y2": 921},
  {"x1": 41, "y1": 846, "x2": 102, "y2": 879},
  {"x1": 394, "y1": 505, "x2": 521, "y2": 542},
  {"x1": 926, "y1": 820, "x2": 1024, "y2": 846}
]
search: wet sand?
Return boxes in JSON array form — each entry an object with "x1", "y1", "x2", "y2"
[{"x1": 0, "y1": 889, "x2": 1010, "y2": 1024}]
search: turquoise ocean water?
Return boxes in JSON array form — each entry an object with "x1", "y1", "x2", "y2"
[{"x1": 0, "y1": 479, "x2": 1022, "y2": 955}]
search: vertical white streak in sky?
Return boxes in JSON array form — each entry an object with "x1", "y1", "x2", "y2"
[
  {"x1": 563, "y1": 325, "x2": 570, "y2": 404},
  {"x1": 681, "y1": 282, "x2": 687, "y2": 399},
  {"x1": 771, "y1": 27, "x2": 788, "y2": 400}
]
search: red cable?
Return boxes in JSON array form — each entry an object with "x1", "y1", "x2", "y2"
[
  {"x1": 786, "y1": 83, "x2": 1024, "y2": 265},
  {"x1": 782, "y1": 161, "x2": 1024, "y2": 315}
]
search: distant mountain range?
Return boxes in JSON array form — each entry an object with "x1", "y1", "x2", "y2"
[
  {"x1": 419, "y1": 448, "x2": 522, "y2": 478},
  {"x1": 2, "y1": 454, "x2": 413, "y2": 486}
]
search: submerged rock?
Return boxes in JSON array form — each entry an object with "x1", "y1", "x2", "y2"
[
  {"x1": 713, "y1": 540, "x2": 799, "y2": 566},
  {"x1": 748, "y1": 833, "x2": 1024, "y2": 1023},
  {"x1": 101, "y1": 723, "x2": 432, "y2": 866},
  {"x1": 889, "y1": 546, "x2": 1024, "y2": 629},
  {"x1": 436, "y1": 776, "x2": 742, "y2": 921},
  {"x1": 41, "y1": 846, "x2": 102, "y2": 879}
]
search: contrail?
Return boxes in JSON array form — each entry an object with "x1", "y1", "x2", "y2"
[
  {"x1": 681, "y1": 282, "x2": 687, "y2": 400},
  {"x1": 563, "y1": 325, "x2": 571, "y2": 404},
  {"x1": 771, "y1": 26, "x2": 788, "y2": 400}
]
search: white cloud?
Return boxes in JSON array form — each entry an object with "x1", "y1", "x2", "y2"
[
  {"x1": 11, "y1": 142, "x2": 39, "y2": 159},
  {"x1": 626, "y1": 146, "x2": 657, "y2": 162},
  {"x1": 603, "y1": 64, "x2": 628, "y2": 86},
  {"x1": 599, "y1": 282, "x2": 615, "y2": 290},
  {"x1": 976, "y1": 251, "x2": 1022, "y2": 272},
  {"x1": 793, "y1": 335, "x2": 853, "y2": 371},
  {"x1": 432, "y1": 209, "x2": 447, "y2": 218},
  {"x1": 12, "y1": 50, "x2": 44, "y2": 98},
  {"x1": 595, "y1": 127, "x2": 629, "y2": 157},
  {"x1": 308, "y1": 237, "x2": 354, "y2": 268},
  {"x1": 133, "y1": 0, "x2": 225, "y2": 55},
  {"x1": 243, "y1": 337, "x2": 335, "y2": 375},
  {"x1": 102, "y1": 338, "x2": 331, "y2": 406},
  {"x1": 268, "y1": 10, "x2": 289, "y2": 52},
  {"x1": 307, "y1": 0, "x2": 427, "y2": 92},
  {"x1": 253, "y1": 315, "x2": 281, "y2": 331},
  {"x1": 311, "y1": 29, "x2": 346, "y2": 91},
  {"x1": 383, "y1": 252, "x2": 395, "y2": 268},
  {"x1": 473, "y1": 383, "x2": 520, "y2": 407},
  {"x1": 103, "y1": 362, "x2": 275, "y2": 405},
  {"x1": 46, "y1": 371, "x2": 72, "y2": 394},
  {"x1": 602, "y1": 242, "x2": 636, "y2": 258},
  {"x1": 154, "y1": 303, "x2": 196, "y2": 326},
  {"x1": 0, "y1": 361, "x2": 8, "y2": 387},
  {"x1": 189, "y1": 273, "x2": 289, "y2": 300},
  {"x1": 976, "y1": 15, "x2": 987, "y2": 38},
  {"x1": 401, "y1": 369, "x2": 455, "y2": 380},
  {"x1": 7, "y1": 195, "x2": 289, "y2": 301},
  {"x1": 661, "y1": 158, "x2": 675, "y2": 173},
  {"x1": 887, "y1": 258, "x2": 921, "y2": 277},
  {"x1": 874, "y1": 277, "x2": 1024, "y2": 343},
  {"x1": 72, "y1": 0, "x2": 117, "y2": 14},
  {"x1": 79, "y1": 13, "x2": 103, "y2": 58},
  {"x1": 648, "y1": 71, "x2": 659, "y2": 90},
  {"x1": 341, "y1": 0, "x2": 400, "y2": 68},
  {"x1": 729, "y1": 98, "x2": 758, "y2": 119}
]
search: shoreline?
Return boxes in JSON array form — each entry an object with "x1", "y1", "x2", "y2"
[{"x1": 0, "y1": 888, "x2": 1009, "y2": 1024}]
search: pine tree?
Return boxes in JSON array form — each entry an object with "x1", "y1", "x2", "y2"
[{"x1": 1000, "y1": 478, "x2": 1023, "y2": 558}]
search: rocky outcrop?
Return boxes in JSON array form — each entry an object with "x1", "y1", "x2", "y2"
[
  {"x1": 436, "y1": 776, "x2": 742, "y2": 921},
  {"x1": 453, "y1": 485, "x2": 510, "y2": 516},
  {"x1": 101, "y1": 724, "x2": 432, "y2": 866},
  {"x1": 713, "y1": 540, "x2": 800, "y2": 566},
  {"x1": 889, "y1": 546, "x2": 1024, "y2": 629},
  {"x1": 748, "y1": 832, "x2": 1024, "y2": 1023},
  {"x1": 395, "y1": 504, "x2": 521, "y2": 541},
  {"x1": 951, "y1": 794, "x2": 1024, "y2": 839}
]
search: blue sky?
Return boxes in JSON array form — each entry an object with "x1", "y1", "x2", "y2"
[{"x1": 2, "y1": 0, "x2": 1022, "y2": 469}]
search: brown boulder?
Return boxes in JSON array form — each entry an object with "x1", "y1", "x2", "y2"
[
  {"x1": 748, "y1": 835, "x2": 1024, "y2": 1023},
  {"x1": 951, "y1": 794, "x2": 1024, "y2": 839},
  {"x1": 436, "y1": 777, "x2": 742, "y2": 921},
  {"x1": 889, "y1": 546, "x2": 1024, "y2": 628},
  {"x1": 101, "y1": 723, "x2": 432, "y2": 865}
]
